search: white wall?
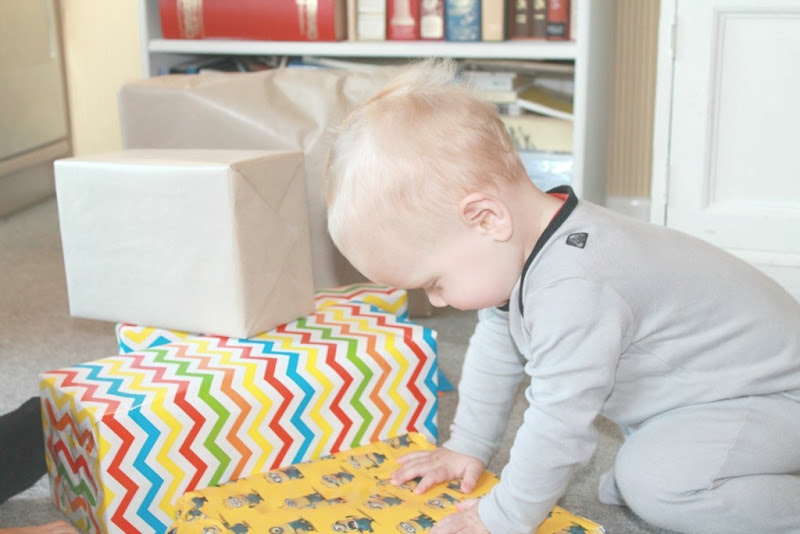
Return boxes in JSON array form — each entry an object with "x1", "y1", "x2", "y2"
[{"x1": 59, "y1": 0, "x2": 142, "y2": 156}]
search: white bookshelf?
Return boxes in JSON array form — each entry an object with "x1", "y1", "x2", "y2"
[{"x1": 137, "y1": 0, "x2": 616, "y2": 205}]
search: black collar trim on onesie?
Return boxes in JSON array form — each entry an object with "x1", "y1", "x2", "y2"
[{"x1": 497, "y1": 185, "x2": 579, "y2": 315}]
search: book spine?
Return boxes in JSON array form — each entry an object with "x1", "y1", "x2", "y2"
[
  {"x1": 158, "y1": 0, "x2": 203, "y2": 39},
  {"x1": 530, "y1": 0, "x2": 548, "y2": 39},
  {"x1": 357, "y1": 0, "x2": 387, "y2": 39},
  {"x1": 546, "y1": 0, "x2": 569, "y2": 40},
  {"x1": 445, "y1": 0, "x2": 481, "y2": 42},
  {"x1": 420, "y1": 0, "x2": 445, "y2": 40},
  {"x1": 158, "y1": 0, "x2": 346, "y2": 41},
  {"x1": 347, "y1": 0, "x2": 357, "y2": 40},
  {"x1": 569, "y1": 0, "x2": 578, "y2": 41},
  {"x1": 387, "y1": 0, "x2": 421, "y2": 39},
  {"x1": 500, "y1": 114, "x2": 573, "y2": 152},
  {"x1": 510, "y1": 0, "x2": 531, "y2": 39},
  {"x1": 481, "y1": 0, "x2": 506, "y2": 41}
]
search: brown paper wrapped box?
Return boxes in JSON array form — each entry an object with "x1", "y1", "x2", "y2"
[
  {"x1": 118, "y1": 67, "x2": 433, "y2": 316},
  {"x1": 55, "y1": 149, "x2": 315, "y2": 338}
]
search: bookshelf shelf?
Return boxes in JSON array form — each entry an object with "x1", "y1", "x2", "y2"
[
  {"x1": 148, "y1": 39, "x2": 578, "y2": 60},
  {"x1": 138, "y1": 0, "x2": 616, "y2": 205}
]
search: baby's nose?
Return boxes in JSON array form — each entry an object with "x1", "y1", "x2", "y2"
[{"x1": 425, "y1": 290, "x2": 447, "y2": 308}]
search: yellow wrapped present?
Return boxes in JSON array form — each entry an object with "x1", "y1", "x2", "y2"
[{"x1": 169, "y1": 433, "x2": 603, "y2": 533}]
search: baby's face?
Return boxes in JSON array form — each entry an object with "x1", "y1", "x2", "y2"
[{"x1": 342, "y1": 220, "x2": 520, "y2": 311}]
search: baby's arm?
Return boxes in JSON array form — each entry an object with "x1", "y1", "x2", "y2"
[
  {"x1": 444, "y1": 307, "x2": 527, "y2": 464},
  {"x1": 478, "y1": 280, "x2": 632, "y2": 533},
  {"x1": 391, "y1": 307, "x2": 521, "y2": 528}
]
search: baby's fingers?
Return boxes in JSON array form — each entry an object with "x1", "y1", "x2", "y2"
[
  {"x1": 392, "y1": 453, "x2": 441, "y2": 484},
  {"x1": 392, "y1": 461, "x2": 451, "y2": 494},
  {"x1": 412, "y1": 464, "x2": 454, "y2": 494},
  {"x1": 458, "y1": 462, "x2": 485, "y2": 494},
  {"x1": 396, "y1": 450, "x2": 432, "y2": 464},
  {"x1": 391, "y1": 457, "x2": 427, "y2": 484},
  {"x1": 455, "y1": 498, "x2": 480, "y2": 512},
  {"x1": 430, "y1": 511, "x2": 473, "y2": 534}
]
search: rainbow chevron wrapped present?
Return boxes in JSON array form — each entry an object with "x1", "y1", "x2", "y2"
[
  {"x1": 40, "y1": 302, "x2": 438, "y2": 534},
  {"x1": 313, "y1": 283, "x2": 408, "y2": 319},
  {"x1": 116, "y1": 284, "x2": 408, "y2": 354}
]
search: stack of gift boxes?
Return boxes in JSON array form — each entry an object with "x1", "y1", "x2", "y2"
[{"x1": 43, "y1": 149, "x2": 439, "y2": 533}]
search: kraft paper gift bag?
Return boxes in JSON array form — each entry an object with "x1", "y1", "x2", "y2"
[{"x1": 118, "y1": 67, "x2": 433, "y2": 317}]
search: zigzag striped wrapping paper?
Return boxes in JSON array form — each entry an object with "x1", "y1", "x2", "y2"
[
  {"x1": 40, "y1": 302, "x2": 438, "y2": 534},
  {"x1": 116, "y1": 284, "x2": 408, "y2": 354},
  {"x1": 313, "y1": 283, "x2": 408, "y2": 319}
]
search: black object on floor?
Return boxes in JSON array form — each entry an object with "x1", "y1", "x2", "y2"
[{"x1": 0, "y1": 396, "x2": 47, "y2": 504}]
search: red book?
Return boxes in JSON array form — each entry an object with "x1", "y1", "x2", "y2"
[
  {"x1": 387, "y1": 0, "x2": 420, "y2": 40},
  {"x1": 159, "y1": 0, "x2": 346, "y2": 41},
  {"x1": 546, "y1": 0, "x2": 570, "y2": 40}
]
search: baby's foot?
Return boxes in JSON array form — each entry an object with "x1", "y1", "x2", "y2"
[{"x1": 0, "y1": 521, "x2": 79, "y2": 534}]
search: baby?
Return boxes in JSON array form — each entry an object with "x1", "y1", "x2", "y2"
[{"x1": 324, "y1": 58, "x2": 800, "y2": 533}]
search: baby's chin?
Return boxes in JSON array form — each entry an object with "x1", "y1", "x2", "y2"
[{"x1": 452, "y1": 299, "x2": 510, "y2": 312}]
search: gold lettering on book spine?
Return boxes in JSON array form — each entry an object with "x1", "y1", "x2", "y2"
[
  {"x1": 515, "y1": 0, "x2": 528, "y2": 24},
  {"x1": 533, "y1": 0, "x2": 546, "y2": 20},
  {"x1": 177, "y1": 0, "x2": 204, "y2": 39},
  {"x1": 295, "y1": 0, "x2": 319, "y2": 39}
]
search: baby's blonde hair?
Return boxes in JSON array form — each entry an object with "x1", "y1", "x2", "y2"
[{"x1": 325, "y1": 58, "x2": 527, "y2": 246}]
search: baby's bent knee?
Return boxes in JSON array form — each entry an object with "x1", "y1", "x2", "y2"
[{"x1": 613, "y1": 434, "x2": 713, "y2": 531}]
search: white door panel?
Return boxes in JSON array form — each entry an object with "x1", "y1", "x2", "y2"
[{"x1": 665, "y1": 0, "x2": 800, "y2": 299}]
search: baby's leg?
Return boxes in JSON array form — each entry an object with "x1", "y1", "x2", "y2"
[{"x1": 610, "y1": 394, "x2": 800, "y2": 533}]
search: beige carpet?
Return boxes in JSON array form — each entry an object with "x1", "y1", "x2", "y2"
[{"x1": 0, "y1": 197, "x2": 672, "y2": 533}]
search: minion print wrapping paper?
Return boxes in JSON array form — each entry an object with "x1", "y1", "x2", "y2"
[{"x1": 169, "y1": 433, "x2": 603, "y2": 534}]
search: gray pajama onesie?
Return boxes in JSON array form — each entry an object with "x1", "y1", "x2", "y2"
[{"x1": 443, "y1": 186, "x2": 800, "y2": 534}]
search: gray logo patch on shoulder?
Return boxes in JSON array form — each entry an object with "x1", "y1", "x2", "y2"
[{"x1": 566, "y1": 232, "x2": 588, "y2": 249}]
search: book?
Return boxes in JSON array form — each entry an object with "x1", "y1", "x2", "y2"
[
  {"x1": 461, "y1": 59, "x2": 576, "y2": 76},
  {"x1": 170, "y1": 433, "x2": 605, "y2": 534},
  {"x1": 533, "y1": 72, "x2": 575, "y2": 95},
  {"x1": 387, "y1": 0, "x2": 420, "y2": 39},
  {"x1": 158, "y1": 0, "x2": 346, "y2": 41},
  {"x1": 530, "y1": 0, "x2": 548, "y2": 38},
  {"x1": 519, "y1": 150, "x2": 574, "y2": 192},
  {"x1": 501, "y1": 114, "x2": 573, "y2": 153},
  {"x1": 517, "y1": 85, "x2": 574, "y2": 121},
  {"x1": 420, "y1": 0, "x2": 445, "y2": 40},
  {"x1": 547, "y1": 0, "x2": 570, "y2": 40},
  {"x1": 570, "y1": 0, "x2": 579, "y2": 40},
  {"x1": 476, "y1": 88, "x2": 526, "y2": 105},
  {"x1": 460, "y1": 70, "x2": 526, "y2": 92},
  {"x1": 346, "y1": 0, "x2": 357, "y2": 40},
  {"x1": 167, "y1": 56, "x2": 240, "y2": 74},
  {"x1": 481, "y1": 0, "x2": 506, "y2": 41},
  {"x1": 297, "y1": 56, "x2": 375, "y2": 71},
  {"x1": 166, "y1": 56, "x2": 283, "y2": 74},
  {"x1": 461, "y1": 70, "x2": 536, "y2": 104},
  {"x1": 510, "y1": 0, "x2": 532, "y2": 39},
  {"x1": 356, "y1": 0, "x2": 386, "y2": 40},
  {"x1": 445, "y1": 0, "x2": 481, "y2": 41}
]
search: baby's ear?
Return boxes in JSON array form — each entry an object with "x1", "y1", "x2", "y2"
[{"x1": 459, "y1": 193, "x2": 513, "y2": 241}]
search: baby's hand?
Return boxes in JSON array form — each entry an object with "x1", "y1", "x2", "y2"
[
  {"x1": 431, "y1": 498, "x2": 490, "y2": 533},
  {"x1": 391, "y1": 447, "x2": 485, "y2": 495}
]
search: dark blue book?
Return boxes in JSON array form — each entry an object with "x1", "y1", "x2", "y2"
[{"x1": 445, "y1": 0, "x2": 481, "y2": 41}]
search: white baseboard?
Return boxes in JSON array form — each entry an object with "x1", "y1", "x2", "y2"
[{"x1": 605, "y1": 195, "x2": 651, "y2": 222}]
